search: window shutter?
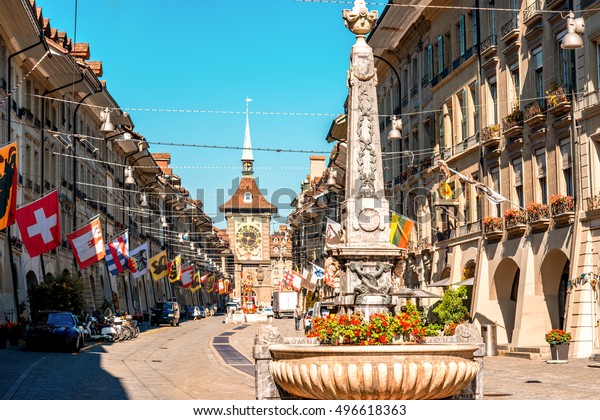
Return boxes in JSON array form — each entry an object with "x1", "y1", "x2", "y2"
[{"x1": 460, "y1": 15, "x2": 466, "y2": 55}]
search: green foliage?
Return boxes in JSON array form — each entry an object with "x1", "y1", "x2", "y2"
[
  {"x1": 432, "y1": 286, "x2": 470, "y2": 326},
  {"x1": 423, "y1": 323, "x2": 443, "y2": 336},
  {"x1": 27, "y1": 271, "x2": 85, "y2": 317}
]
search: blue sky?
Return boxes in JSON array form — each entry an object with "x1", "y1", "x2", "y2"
[{"x1": 37, "y1": 0, "x2": 384, "y2": 229}]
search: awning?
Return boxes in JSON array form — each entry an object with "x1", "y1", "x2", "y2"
[
  {"x1": 456, "y1": 277, "x2": 474, "y2": 286},
  {"x1": 393, "y1": 288, "x2": 440, "y2": 299},
  {"x1": 429, "y1": 277, "x2": 453, "y2": 287}
]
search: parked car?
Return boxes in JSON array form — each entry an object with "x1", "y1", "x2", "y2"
[
  {"x1": 262, "y1": 307, "x2": 274, "y2": 318},
  {"x1": 150, "y1": 301, "x2": 180, "y2": 326},
  {"x1": 26, "y1": 310, "x2": 85, "y2": 353},
  {"x1": 304, "y1": 308, "x2": 314, "y2": 333}
]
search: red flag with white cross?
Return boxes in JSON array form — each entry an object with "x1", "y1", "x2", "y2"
[{"x1": 15, "y1": 190, "x2": 61, "y2": 258}]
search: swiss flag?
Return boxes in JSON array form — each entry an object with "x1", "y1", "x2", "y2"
[{"x1": 15, "y1": 190, "x2": 61, "y2": 258}]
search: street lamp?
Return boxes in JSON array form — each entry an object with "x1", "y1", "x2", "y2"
[
  {"x1": 561, "y1": 12, "x2": 585, "y2": 50},
  {"x1": 387, "y1": 115, "x2": 403, "y2": 141}
]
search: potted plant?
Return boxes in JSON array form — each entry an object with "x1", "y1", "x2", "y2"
[
  {"x1": 526, "y1": 201, "x2": 550, "y2": 232},
  {"x1": 549, "y1": 194, "x2": 575, "y2": 226},
  {"x1": 308, "y1": 304, "x2": 424, "y2": 345},
  {"x1": 545, "y1": 329, "x2": 571, "y2": 361},
  {"x1": 504, "y1": 208, "x2": 526, "y2": 235},
  {"x1": 483, "y1": 216, "x2": 503, "y2": 241}
]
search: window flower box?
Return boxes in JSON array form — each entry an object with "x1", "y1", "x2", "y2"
[
  {"x1": 546, "y1": 85, "x2": 570, "y2": 117},
  {"x1": 550, "y1": 194, "x2": 575, "y2": 227},
  {"x1": 526, "y1": 202, "x2": 550, "y2": 232},
  {"x1": 483, "y1": 216, "x2": 503, "y2": 241},
  {"x1": 504, "y1": 208, "x2": 526, "y2": 236}
]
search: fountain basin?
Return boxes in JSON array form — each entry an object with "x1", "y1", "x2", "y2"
[{"x1": 269, "y1": 343, "x2": 479, "y2": 400}]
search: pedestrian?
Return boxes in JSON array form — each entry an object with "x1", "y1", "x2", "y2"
[{"x1": 294, "y1": 305, "x2": 302, "y2": 331}]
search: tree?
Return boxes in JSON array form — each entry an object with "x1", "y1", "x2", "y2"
[
  {"x1": 432, "y1": 285, "x2": 470, "y2": 326},
  {"x1": 28, "y1": 271, "x2": 85, "y2": 317}
]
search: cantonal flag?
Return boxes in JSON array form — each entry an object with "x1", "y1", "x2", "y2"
[
  {"x1": 390, "y1": 213, "x2": 414, "y2": 249},
  {"x1": 0, "y1": 141, "x2": 18, "y2": 230},
  {"x1": 181, "y1": 266, "x2": 194, "y2": 288},
  {"x1": 67, "y1": 216, "x2": 106, "y2": 270},
  {"x1": 167, "y1": 255, "x2": 182, "y2": 283},
  {"x1": 199, "y1": 273, "x2": 209, "y2": 284},
  {"x1": 105, "y1": 232, "x2": 129, "y2": 276}
]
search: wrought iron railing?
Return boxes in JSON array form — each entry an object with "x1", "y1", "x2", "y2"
[
  {"x1": 501, "y1": 18, "x2": 518, "y2": 38},
  {"x1": 480, "y1": 34, "x2": 497, "y2": 52},
  {"x1": 524, "y1": 99, "x2": 545, "y2": 120},
  {"x1": 480, "y1": 124, "x2": 500, "y2": 142},
  {"x1": 523, "y1": 0, "x2": 541, "y2": 22}
]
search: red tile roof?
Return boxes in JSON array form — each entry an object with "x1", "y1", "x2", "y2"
[{"x1": 219, "y1": 176, "x2": 276, "y2": 213}]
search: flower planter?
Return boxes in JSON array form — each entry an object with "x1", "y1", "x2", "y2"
[
  {"x1": 547, "y1": 102, "x2": 570, "y2": 117},
  {"x1": 485, "y1": 230, "x2": 503, "y2": 241},
  {"x1": 269, "y1": 343, "x2": 479, "y2": 400},
  {"x1": 506, "y1": 224, "x2": 526, "y2": 237},
  {"x1": 552, "y1": 211, "x2": 574, "y2": 227},
  {"x1": 529, "y1": 218, "x2": 550, "y2": 232},
  {"x1": 550, "y1": 342, "x2": 569, "y2": 361}
]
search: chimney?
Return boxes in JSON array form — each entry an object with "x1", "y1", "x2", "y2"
[{"x1": 309, "y1": 155, "x2": 326, "y2": 182}]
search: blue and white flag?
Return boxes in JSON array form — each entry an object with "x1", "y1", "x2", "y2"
[
  {"x1": 310, "y1": 262, "x2": 325, "y2": 279},
  {"x1": 105, "y1": 231, "x2": 129, "y2": 276}
]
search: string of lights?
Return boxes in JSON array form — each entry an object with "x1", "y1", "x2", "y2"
[{"x1": 296, "y1": 0, "x2": 593, "y2": 15}]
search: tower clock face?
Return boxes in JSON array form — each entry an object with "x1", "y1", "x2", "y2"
[{"x1": 236, "y1": 224, "x2": 261, "y2": 252}]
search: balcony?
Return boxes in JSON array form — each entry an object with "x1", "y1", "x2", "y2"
[
  {"x1": 484, "y1": 217, "x2": 503, "y2": 241},
  {"x1": 504, "y1": 209, "x2": 527, "y2": 237},
  {"x1": 410, "y1": 84, "x2": 418, "y2": 97},
  {"x1": 547, "y1": 85, "x2": 571, "y2": 117},
  {"x1": 551, "y1": 195, "x2": 575, "y2": 227},
  {"x1": 481, "y1": 124, "x2": 500, "y2": 148},
  {"x1": 524, "y1": 100, "x2": 546, "y2": 127},
  {"x1": 501, "y1": 18, "x2": 519, "y2": 44},
  {"x1": 527, "y1": 203, "x2": 551, "y2": 233},
  {"x1": 502, "y1": 108, "x2": 523, "y2": 138},
  {"x1": 421, "y1": 75, "x2": 429, "y2": 89},
  {"x1": 523, "y1": 0, "x2": 542, "y2": 26}
]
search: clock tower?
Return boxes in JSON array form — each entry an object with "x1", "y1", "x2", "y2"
[{"x1": 220, "y1": 99, "x2": 277, "y2": 309}]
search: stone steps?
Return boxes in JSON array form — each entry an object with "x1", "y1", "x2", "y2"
[{"x1": 497, "y1": 344, "x2": 550, "y2": 360}]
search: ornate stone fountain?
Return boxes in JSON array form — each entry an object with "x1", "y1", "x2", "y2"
[{"x1": 261, "y1": 1, "x2": 481, "y2": 400}]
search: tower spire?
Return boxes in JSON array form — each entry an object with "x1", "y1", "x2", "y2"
[{"x1": 242, "y1": 97, "x2": 254, "y2": 175}]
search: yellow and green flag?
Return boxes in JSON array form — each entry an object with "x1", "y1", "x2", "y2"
[{"x1": 390, "y1": 213, "x2": 414, "y2": 249}]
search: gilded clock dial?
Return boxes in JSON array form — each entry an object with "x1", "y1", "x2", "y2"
[{"x1": 236, "y1": 224, "x2": 261, "y2": 252}]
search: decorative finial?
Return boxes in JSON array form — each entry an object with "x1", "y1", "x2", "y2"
[
  {"x1": 242, "y1": 98, "x2": 254, "y2": 175},
  {"x1": 343, "y1": 0, "x2": 378, "y2": 36}
]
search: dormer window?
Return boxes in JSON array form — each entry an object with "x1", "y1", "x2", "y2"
[
  {"x1": 273, "y1": 238, "x2": 279, "y2": 243},
  {"x1": 274, "y1": 246, "x2": 279, "y2": 253},
  {"x1": 244, "y1": 192, "x2": 252, "y2": 203}
]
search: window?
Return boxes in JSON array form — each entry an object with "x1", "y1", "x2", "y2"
[
  {"x1": 532, "y1": 47, "x2": 543, "y2": 105},
  {"x1": 560, "y1": 140, "x2": 573, "y2": 196},
  {"x1": 243, "y1": 192, "x2": 252, "y2": 203},
  {"x1": 427, "y1": 44, "x2": 434, "y2": 80},
  {"x1": 509, "y1": 64, "x2": 520, "y2": 109},
  {"x1": 490, "y1": 166, "x2": 502, "y2": 217},
  {"x1": 438, "y1": 35, "x2": 444, "y2": 73},
  {"x1": 488, "y1": 77, "x2": 498, "y2": 124},
  {"x1": 458, "y1": 88, "x2": 468, "y2": 140},
  {"x1": 470, "y1": 11, "x2": 478, "y2": 46},
  {"x1": 557, "y1": 31, "x2": 571, "y2": 90},
  {"x1": 438, "y1": 110, "x2": 445, "y2": 149},
  {"x1": 273, "y1": 237, "x2": 279, "y2": 243},
  {"x1": 459, "y1": 15, "x2": 466, "y2": 56},
  {"x1": 488, "y1": 1, "x2": 496, "y2": 38},
  {"x1": 512, "y1": 158, "x2": 524, "y2": 208},
  {"x1": 273, "y1": 246, "x2": 279, "y2": 253},
  {"x1": 535, "y1": 149, "x2": 547, "y2": 203},
  {"x1": 470, "y1": 81, "x2": 480, "y2": 135}
]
